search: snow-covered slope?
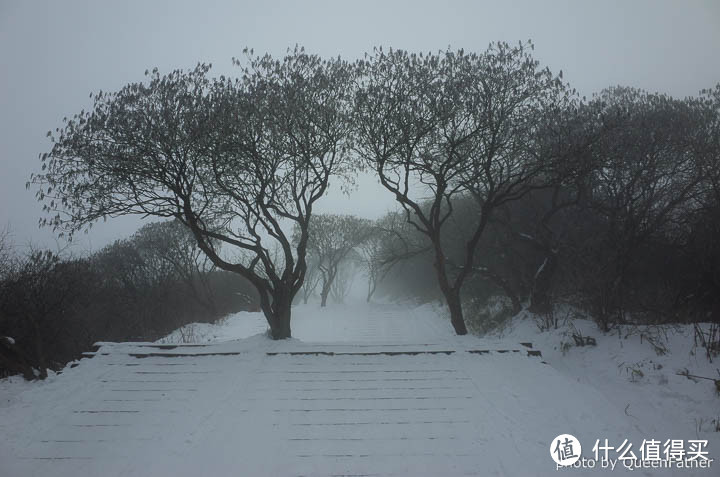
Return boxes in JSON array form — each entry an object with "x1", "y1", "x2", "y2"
[
  {"x1": 490, "y1": 310, "x2": 720, "y2": 447},
  {"x1": 0, "y1": 303, "x2": 717, "y2": 476}
]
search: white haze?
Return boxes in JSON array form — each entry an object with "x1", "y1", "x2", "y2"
[{"x1": 1, "y1": 0, "x2": 718, "y2": 252}]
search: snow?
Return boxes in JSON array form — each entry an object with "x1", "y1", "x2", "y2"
[
  {"x1": 491, "y1": 309, "x2": 720, "y2": 440},
  {"x1": 2, "y1": 336, "x2": 15, "y2": 345},
  {"x1": 0, "y1": 302, "x2": 717, "y2": 476},
  {"x1": 156, "y1": 303, "x2": 459, "y2": 345},
  {"x1": 534, "y1": 257, "x2": 548, "y2": 278}
]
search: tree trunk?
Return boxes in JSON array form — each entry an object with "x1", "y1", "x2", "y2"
[
  {"x1": 320, "y1": 281, "x2": 331, "y2": 307},
  {"x1": 529, "y1": 253, "x2": 557, "y2": 314},
  {"x1": 446, "y1": 290, "x2": 468, "y2": 335},
  {"x1": 431, "y1": 239, "x2": 469, "y2": 336},
  {"x1": 365, "y1": 270, "x2": 377, "y2": 303},
  {"x1": 261, "y1": 289, "x2": 293, "y2": 340},
  {"x1": 270, "y1": 305, "x2": 292, "y2": 340}
]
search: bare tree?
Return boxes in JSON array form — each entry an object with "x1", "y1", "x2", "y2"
[
  {"x1": 697, "y1": 84, "x2": 720, "y2": 205},
  {"x1": 30, "y1": 48, "x2": 354, "y2": 339},
  {"x1": 0, "y1": 250, "x2": 88, "y2": 378},
  {"x1": 0, "y1": 226, "x2": 12, "y2": 280},
  {"x1": 299, "y1": 255, "x2": 322, "y2": 304},
  {"x1": 353, "y1": 42, "x2": 575, "y2": 334},
  {"x1": 330, "y1": 259, "x2": 357, "y2": 304},
  {"x1": 356, "y1": 214, "x2": 421, "y2": 302},
  {"x1": 579, "y1": 87, "x2": 707, "y2": 329},
  {"x1": 303, "y1": 214, "x2": 372, "y2": 307},
  {"x1": 133, "y1": 219, "x2": 218, "y2": 314},
  {"x1": 357, "y1": 224, "x2": 387, "y2": 302}
]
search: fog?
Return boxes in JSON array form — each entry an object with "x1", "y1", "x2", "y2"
[
  {"x1": 2, "y1": 4, "x2": 720, "y2": 472},
  {"x1": 1, "y1": 0, "x2": 719, "y2": 251}
]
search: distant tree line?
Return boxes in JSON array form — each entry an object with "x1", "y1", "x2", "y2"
[
  {"x1": 0, "y1": 220, "x2": 257, "y2": 379},
  {"x1": 295, "y1": 214, "x2": 372, "y2": 306},
  {"x1": 28, "y1": 42, "x2": 720, "y2": 341}
]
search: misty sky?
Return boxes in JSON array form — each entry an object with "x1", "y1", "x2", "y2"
[{"x1": 1, "y1": 0, "x2": 719, "y2": 253}]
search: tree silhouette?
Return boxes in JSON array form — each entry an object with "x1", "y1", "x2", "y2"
[
  {"x1": 30, "y1": 48, "x2": 354, "y2": 339},
  {"x1": 353, "y1": 42, "x2": 577, "y2": 334}
]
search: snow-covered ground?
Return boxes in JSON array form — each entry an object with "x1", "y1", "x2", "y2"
[
  {"x1": 491, "y1": 309, "x2": 720, "y2": 438},
  {"x1": 0, "y1": 302, "x2": 717, "y2": 476},
  {"x1": 157, "y1": 302, "x2": 460, "y2": 344}
]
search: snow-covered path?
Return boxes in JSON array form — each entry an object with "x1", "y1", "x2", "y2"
[{"x1": 0, "y1": 304, "x2": 710, "y2": 476}]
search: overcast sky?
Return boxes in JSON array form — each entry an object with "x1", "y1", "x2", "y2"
[{"x1": 1, "y1": 0, "x2": 719, "y2": 252}]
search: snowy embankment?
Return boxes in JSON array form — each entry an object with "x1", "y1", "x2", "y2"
[
  {"x1": 0, "y1": 302, "x2": 717, "y2": 476},
  {"x1": 490, "y1": 309, "x2": 720, "y2": 436}
]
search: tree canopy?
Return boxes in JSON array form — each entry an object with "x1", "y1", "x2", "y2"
[
  {"x1": 31, "y1": 48, "x2": 355, "y2": 339},
  {"x1": 29, "y1": 44, "x2": 720, "y2": 338},
  {"x1": 352, "y1": 42, "x2": 581, "y2": 334}
]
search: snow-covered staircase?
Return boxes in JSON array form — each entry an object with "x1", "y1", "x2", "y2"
[{"x1": 0, "y1": 304, "x2": 648, "y2": 476}]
